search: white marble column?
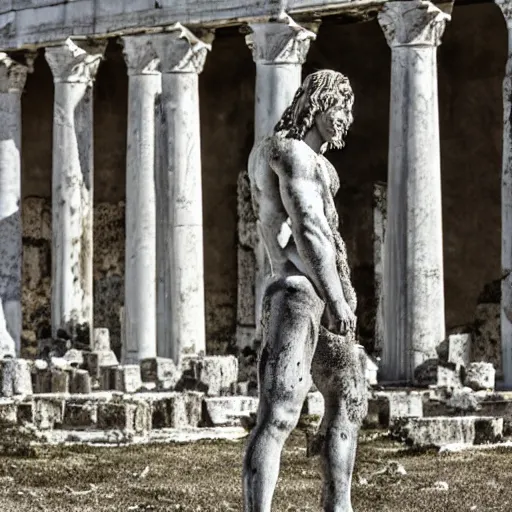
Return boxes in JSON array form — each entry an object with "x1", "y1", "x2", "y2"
[
  {"x1": 378, "y1": 1, "x2": 450, "y2": 383},
  {"x1": 0, "y1": 54, "x2": 28, "y2": 358},
  {"x1": 45, "y1": 39, "x2": 104, "y2": 345},
  {"x1": 152, "y1": 25, "x2": 212, "y2": 363},
  {"x1": 242, "y1": 14, "x2": 317, "y2": 345},
  {"x1": 497, "y1": 0, "x2": 512, "y2": 387},
  {"x1": 121, "y1": 35, "x2": 161, "y2": 363}
]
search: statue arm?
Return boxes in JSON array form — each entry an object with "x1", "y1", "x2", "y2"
[{"x1": 271, "y1": 147, "x2": 353, "y2": 331}]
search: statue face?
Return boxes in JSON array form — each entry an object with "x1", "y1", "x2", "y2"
[{"x1": 314, "y1": 105, "x2": 351, "y2": 147}]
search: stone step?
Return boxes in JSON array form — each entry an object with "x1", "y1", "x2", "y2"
[{"x1": 391, "y1": 416, "x2": 503, "y2": 448}]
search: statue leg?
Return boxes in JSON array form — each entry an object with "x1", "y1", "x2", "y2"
[
  {"x1": 312, "y1": 330, "x2": 368, "y2": 512},
  {"x1": 243, "y1": 276, "x2": 324, "y2": 512}
]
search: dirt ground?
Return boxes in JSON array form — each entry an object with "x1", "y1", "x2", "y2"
[{"x1": 0, "y1": 430, "x2": 510, "y2": 512}]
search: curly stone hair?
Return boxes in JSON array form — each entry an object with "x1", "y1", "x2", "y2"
[{"x1": 274, "y1": 69, "x2": 354, "y2": 151}]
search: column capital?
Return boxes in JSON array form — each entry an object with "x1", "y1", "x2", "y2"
[
  {"x1": 45, "y1": 38, "x2": 105, "y2": 84},
  {"x1": 497, "y1": 0, "x2": 512, "y2": 26},
  {"x1": 378, "y1": 0, "x2": 450, "y2": 48},
  {"x1": 151, "y1": 24, "x2": 213, "y2": 74},
  {"x1": 0, "y1": 53, "x2": 29, "y2": 93},
  {"x1": 246, "y1": 13, "x2": 317, "y2": 65},
  {"x1": 121, "y1": 34, "x2": 160, "y2": 76}
]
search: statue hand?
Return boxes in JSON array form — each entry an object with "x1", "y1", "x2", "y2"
[{"x1": 331, "y1": 300, "x2": 356, "y2": 335}]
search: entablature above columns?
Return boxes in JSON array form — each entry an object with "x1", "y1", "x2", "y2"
[{"x1": 0, "y1": 0, "x2": 449, "y2": 52}]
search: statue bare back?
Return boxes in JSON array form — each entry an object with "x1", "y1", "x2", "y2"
[{"x1": 242, "y1": 70, "x2": 368, "y2": 512}]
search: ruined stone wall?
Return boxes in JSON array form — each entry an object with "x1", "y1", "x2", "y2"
[{"x1": 18, "y1": 2, "x2": 507, "y2": 356}]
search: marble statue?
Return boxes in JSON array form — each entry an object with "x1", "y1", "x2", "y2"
[{"x1": 242, "y1": 70, "x2": 368, "y2": 512}]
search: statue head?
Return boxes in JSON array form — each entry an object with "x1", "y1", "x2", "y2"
[{"x1": 274, "y1": 70, "x2": 354, "y2": 153}]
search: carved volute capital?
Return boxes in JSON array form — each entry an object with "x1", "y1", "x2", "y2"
[
  {"x1": 378, "y1": 0, "x2": 450, "y2": 48},
  {"x1": 151, "y1": 24, "x2": 213, "y2": 74},
  {"x1": 497, "y1": 0, "x2": 512, "y2": 26},
  {"x1": 246, "y1": 13, "x2": 317, "y2": 65},
  {"x1": 121, "y1": 35, "x2": 160, "y2": 76},
  {"x1": 0, "y1": 53, "x2": 29, "y2": 93},
  {"x1": 45, "y1": 38, "x2": 105, "y2": 84}
]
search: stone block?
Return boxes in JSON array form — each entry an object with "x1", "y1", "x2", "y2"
[
  {"x1": 0, "y1": 400, "x2": 17, "y2": 423},
  {"x1": 37, "y1": 338, "x2": 70, "y2": 359},
  {"x1": 474, "y1": 417, "x2": 503, "y2": 445},
  {"x1": 33, "y1": 398, "x2": 65, "y2": 430},
  {"x1": 373, "y1": 391, "x2": 423, "y2": 426},
  {"x1": 366, "y1": 355, "x2": 379, "y2": 386},
  {"x1": 70, "y1": 370, "x2": 92, "y2": 394},
  {"x1": 181, "y1": 356, "x2": 238, "y2": 396},
  {"x1": 465, "y1": 362, "x2": 495, "y2": 391},
  {"x1": 437, "y1": 363, "x2": 462, "y2": 390},
  {"x1": 152, "y1": 392, "x2": 203, "y2": 428},
  {"x1": 50, "y1": 369, "x2": 69, "y2": 393},
  {"x1": 302, "y1": 392, "x2": 325, "y2": 417},
  {"x1": 97, "y1": 399, "x2": 151, "y2": 434},
  {"x1": 140, "y1": 358, "x2": 180, "y2": 390},
  {"x1": 472, "y1": 303, "x2": 501, "y2": 377},
  {"x1": 413, "y1": 359, "x2": 438, "y2": 386},
  {"x1": 63, "y1": 349, "x2": 84, "y2": 368},
  {"x1": 1, "y1": 359, "x2": 33, "y2": 396},
  {"x1": 114, "y1": 365, "x2": 142, "y2": 393},
  {"x1": 63, "y1": 401, "x2": 98, "y2": 428},
  {"x1": 203, "y1": 396, "x2": 258, "y2": 427},
  {"x1": 445, "y1": 388, "x2": 480, "y2": 412},
  {"x1": 83, "y1": 351, "x2": 118, "y2": 380},
  {"x1": 93, "y1": 328, "x2": 111, "y2": 352},
  {"x1": 391, "y1": 416, "x2": 503, "y2": 448},
  {"x1": 33, "y1": 369, "x2": 52, "y2": 394},
  {"x1": 16, "y1": 402, "x2": 33, "y2": 424},
  {"x1": 447, "y1": 334, "x2": 471, "y2": 368},
  {"x1": 100, "y1": 366, "x2": 118, "y2": 391}
]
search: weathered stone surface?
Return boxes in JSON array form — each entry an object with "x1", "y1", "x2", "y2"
[
  {"x1": 97, "y1": 399, "x2": 151, "y2": 434},
  {"x1": 83, "y1": 351, "x2": 118, "y2": 380},
  {"x1": 50, "y1": 369, "x2": 69, "y2": 394},
  {"x1": 472, "y1": 303, "x2": 501, "y2": 375},
  {"x1": 203, "y1": 396, "x2": 258, "y2": 427},
  {"x1": 33, "y1": 397, "x2": 65, "y2": 430},
  {"x1": 447, "y1": 333, "x2": 472, "y2": 368},
  {"x1": 0, "y1": 399, "x2": 17, "y2": 423},
  {"x1": 70, "y1": 370, "x2": 92, "y2": 394},
  {"x1": 445, "y1": 387, "x2": 480, "y2": 412},
  {"x1": 100, "y1": 366, "x2": 117, "y2": 391},
  {"x1": 391, "y1": 416, "x2": 503, "y2": 448},
  {"x1": 465, "y1": 362, "x2": 495, "y2": 391},
  {"x1": 373, "y1": 391, "x2": 424, "y2": 426},
  {"x1": 114, "y1": 365, "x2": 142, "y2": 393},
  {"x1": 63, "y1": 349, "x2": 84, "y2": 367},
  {"x1": 378, "y1": 0, "x2": 450, "y2": 382},
  {"x1": 437, "y1": 363, "x2": 462, "y2": 390},
  {"x1": 140, "y1": 357, "x2": 180, "y2": 390},
  {"x1": 33, "y1": 368, "x2": 52, "y2": 394},
  {"x1": 93, "y1": 328, "x2": 111, "y2": 352},
  {"x1": 301, "y1": 392, "x2": 325, "y2": 417},
  {"x1": 366, "y1": 355, "x2": 379, "y2": 386},
  {"x1": 63, "y1": 400, "x2": 98, "y2": 428},
  {"x1": 1, "y1": 359, "x2": 33, "y2": 396},
  {"x1": 151, "y1": 392, "x2": 203, "y2": 428},
  {"x1": 181, "y1": 356, "x2": 238, "y2": 396}
]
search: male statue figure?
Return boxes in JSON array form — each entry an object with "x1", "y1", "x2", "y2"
[{"x1": 243, "y1": 70, "x2": 368, "y2": 512}]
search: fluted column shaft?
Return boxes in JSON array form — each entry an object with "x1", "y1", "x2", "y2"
[
  {"x1": 121, "y1": 35, "x2": 161, "y2": 363},
  {"x1": 152, "y1": 25, "x2": 211, "y2": 363},
  {"x1": 378, "y1": 1, "x2": 450, "y2": 383},
  {"x1": 45, "y1": 39, "x2": 104, "y2": 344},
  {"x1": 497, "y1": 0, "x2": 512, "y2": 386},
  {"x1": 0, "y1": 54, "x2": 28, "y2": 357}
]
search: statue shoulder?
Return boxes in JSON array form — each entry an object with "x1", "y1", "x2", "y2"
[{"x1": 266, "y1": 136, "x2": 316, "y2": 178}]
